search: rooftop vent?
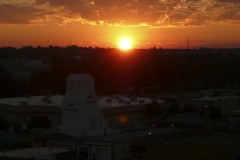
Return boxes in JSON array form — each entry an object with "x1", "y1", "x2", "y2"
[
  {"x1": 115, "y1": 96, "x2": 120, "y2": 100},
  {"x1": 151, "y1": 99, "x2": 158, "y2": 103},
  {"x1": 21, "y1": 101, "x2": 28, "y2": 105},
  {"x1": 42, "y1": 96, "x2": 49, "y2": 102},
  {"x1": 106, "y1": 98, "x2": 112, "y2": 102},
  {"x1": 110, "y1": 95, "x2": 115, "y2": 99},
  {"x1": 139, "y1": 100, "x2": 145, "y2": 104},
  {"x1": 26, "y1": 95, "x2": 31, "y2": 99},
  {"x1": 130, "y1": 98, "x2": 138, "y2": 102},
  {"x1": 125, "y1": 101, "x2": 131, "y2": 105},
  {"x1": 46, "y1": 100, "x2": 52, "y2": 104},
  {"x1": 45, "y1": 93, "x2": 52, "y2": 97},
  {"x1": 119, "y1": 99, "x2": 124, "y2": 103}
]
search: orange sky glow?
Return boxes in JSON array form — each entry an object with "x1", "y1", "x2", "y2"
[{"x1": 0, "y1": 0, "x2": 240, "y2": 49}]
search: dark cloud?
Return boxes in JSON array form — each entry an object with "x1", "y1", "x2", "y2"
[
  {"x1": 186, "y1": 0, "x2": 201, "y2": 2},
  {"x1": 215, "y1": 8, "x2": 240, "y2": 22},
  {"x1": 35, "y1": 0, "x2": 48, "y2": 5},
  {"x1": 0, "y1": 3, "x2": 54, "y2": 24},
  {"x1": 219, "y1": 11, "x2": 240, "y2": 20},
  {"x1": 215, "y1": 0, "x2": 240, "y2": 3},
  {"x1": 204, "y1": 1, "x2": 240, "y2": 23},
  {"x1": 35, "y1": 0, "x2": 83, "y2": 6}
]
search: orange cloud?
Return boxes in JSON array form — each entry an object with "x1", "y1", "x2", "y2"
[{"x1": 0, "y1": 0, "x2": 240, "y2": 27}]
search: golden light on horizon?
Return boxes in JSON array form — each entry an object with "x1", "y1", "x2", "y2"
[{"x1": 119, "y1": 38, "x2": 132, "y2": 50}]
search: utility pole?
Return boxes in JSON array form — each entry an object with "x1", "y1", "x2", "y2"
[{"x1": 187, "y1": 37, "x2": 190, "y2": 49}]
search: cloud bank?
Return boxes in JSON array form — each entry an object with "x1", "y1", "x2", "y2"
[{"x1": 0, "y1": 0, "x2": 240, "y2": 27}]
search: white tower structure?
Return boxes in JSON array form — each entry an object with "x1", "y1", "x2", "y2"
[{"x1": 58, "y1": 74, "x2": 116, "y2": 137}]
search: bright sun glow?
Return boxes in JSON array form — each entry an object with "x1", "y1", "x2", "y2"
[{"x1": 119, "y1": 39, "x2": 132, "y2": 50}]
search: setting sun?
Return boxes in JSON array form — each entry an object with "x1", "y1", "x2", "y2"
[{"x1": 119, "y1": 39, "x2": 132, "y2": 50}]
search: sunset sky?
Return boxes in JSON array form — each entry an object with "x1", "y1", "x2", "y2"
[{"x1": 0, "y1": 0, "x2": 240, "y2": 49}]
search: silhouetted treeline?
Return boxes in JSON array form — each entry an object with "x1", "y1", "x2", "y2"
[{"x1": 0, "y1": 46, "x2": 240, "y2": 97}]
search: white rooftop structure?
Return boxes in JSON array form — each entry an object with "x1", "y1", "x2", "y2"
[
  {"x1": 0, "y1": 74, "x2": 165, "y2": 136},
  {"x1": 58, "y1": 74, "x2": 117, "y2": 137}
]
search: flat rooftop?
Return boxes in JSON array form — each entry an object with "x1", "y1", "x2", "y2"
[
  {"x1": 99, "y1": 95, "x2": 164, "y2": 108},
  {"x1": 0, "y1": 95, "x2": 164, "y2": 108},
  {"x1": 165, "y1": 131, "x2": 240, "y2": 147},
  {"x1": 0, "y1": 95, "x2": 63, "y2": 107},
  {"x1": 3, "y1": 147, "x2": 68, "y2": 158},
  {"x1": 190, "y1": 95, "x2": 239, "y2": 101},
  {"x1": 84, "y1": 127, "x2": 181, "y2": 143}
]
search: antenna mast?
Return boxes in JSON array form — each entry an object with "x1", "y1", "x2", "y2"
[{"x1": 187, "y1": 37, "x2": 189, "y2": 49}]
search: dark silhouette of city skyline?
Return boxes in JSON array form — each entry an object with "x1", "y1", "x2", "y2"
[{"x1": 0, "y1": 46, "x2": 240, "y2": 98}]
